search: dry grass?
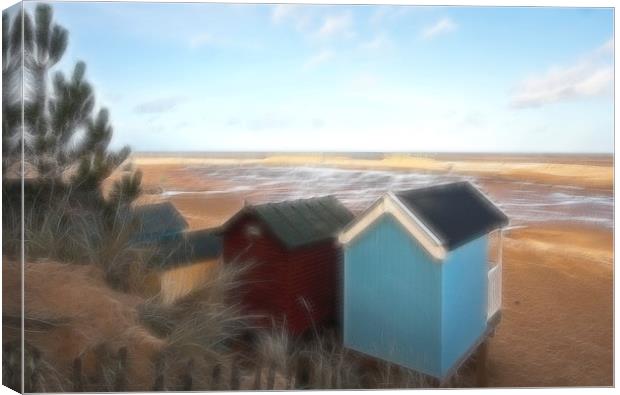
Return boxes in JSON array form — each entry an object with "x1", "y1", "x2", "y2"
[
  {"x1": 2, "y1": 183, "x2": 154, "y2": 293},
  {"x1": 248, "y1": 325, "x2": 446, "y2": 389},
  {"x1": 2, "y1": 260, "x2": 165, "y2": 392},
  {"x1": 137, "y1": 262, "x2": 259, "y2": 390},
  {"x1": 3, "y1": 253, "x2": 469, "y2": 392},
  {"x1": 2, "y1": 179, "x2": 475, "y2": 391}
]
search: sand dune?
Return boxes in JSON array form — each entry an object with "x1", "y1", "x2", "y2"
[{"x1": 3, "y1": 261, "x2": 164, "y2": 391}]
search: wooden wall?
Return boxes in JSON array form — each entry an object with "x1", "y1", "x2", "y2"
[
  {"x1": 159, "y1": 259, "x2": 220, "y2": 305},
  {"x1": 343, "y1": 213, "x2": 490, "y2": 379},
  {"x1": 441, "y1": 235, "x2": 488, "y2": 376},
  {"x1": 343, "y1": 214, "x2": 442, "y2": 377},
  {"x1": 223, "y1": 212, "x2": 340, "y2": 335}
]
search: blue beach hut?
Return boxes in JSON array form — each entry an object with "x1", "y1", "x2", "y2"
[{"x1": 339, "y1": 181, "x2": 508, "y2": 380}]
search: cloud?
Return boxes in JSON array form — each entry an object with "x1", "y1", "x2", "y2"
[
  {"x1": 594, "y1": 37, "x2": 614, "y2": 56},
  {"x1": 271, "y1": 4, "x2": 297, "y2": 24},
  {"x1": 271, "y1": 7, "x2": 353, "y2": 41},
  {"x1": 511, "y1": 38, "x2": 613, "y2": 109},
  {"x1": 227, "y1": 113, "x2": 326, "y2": 132},
  {"x1": 421, "y1": 17, "x2": 457, "y2": 40},
  {"x1": 359, "y1": 33, "x2": 392, "y2": 51},
  {"x1": 303, "y1": 49, "x2": 335, "y2": 70},
  {"x1": 133, "y1": 96, "x2": 188, "y2": 114},
  {"x1": 350, "y1": 72, "x2": 380, "y2": 90},
  {"x1": 189, "y1": 33, "x2": 214, "y2": 48},
  {"x1": 270, "y1": 4, "x2": 313, "y2": 32},
  {"x1": 316, "y1": 13, "x2": 354, "y2": 39},
  {"x1": 369, "y1": 6, "x2": 411, "y2": 26},
  {"x1": 248, "y1": 113, "x2": 291, "y2": 131}
]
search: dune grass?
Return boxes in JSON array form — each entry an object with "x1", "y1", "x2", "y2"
[{"x1": 3, "y1": 180, "x2": 473, "y2": 391}]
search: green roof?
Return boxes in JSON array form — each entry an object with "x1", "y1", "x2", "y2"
[{"x1": 235, "y1": 195, "x2": 354, "y2": 249}]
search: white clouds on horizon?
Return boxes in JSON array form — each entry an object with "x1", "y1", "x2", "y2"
[
  {"x1": 511, "y1": 38, "x2": 613, "y2": 109},
  {"x1": 133, "y1": 96, "x2": 188, "y2": 114},
  {"x1": 421, "y1": 17, "x2": 458, "y2": 40}
]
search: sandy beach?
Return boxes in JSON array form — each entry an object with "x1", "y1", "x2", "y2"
[
  {"x1": 123, "y1": 153, "x2": 613, "y2": 387},
  {"x1": 132, "y1": 153, "x2": 613, "y2": 191}
]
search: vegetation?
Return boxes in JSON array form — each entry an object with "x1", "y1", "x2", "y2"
[
  {"x1": 138, "y1": 262, "x2": 452, "y2": 391},
  {"x1": 5, "y1": 255, "x2": 474, "y2": 392},
  {"x1": 2, "y1": 3, "x2": 139, "y2": 193},
  {"x1": 2, "y1": 3, "x2": 143, "y2": 291}
]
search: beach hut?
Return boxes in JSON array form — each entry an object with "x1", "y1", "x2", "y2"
[
  {"x1": 133, "y1": 201, "x2": 188, "y2": 243},
  {"x1": 146, "y1": 228, "x2": 223, "y2": 304},
  {"x1": 221, "y1": 196, "x2": 354, "y2": 334},
  {"x1": 339, "y1": 181, "x2": 508, "y2": 380}
]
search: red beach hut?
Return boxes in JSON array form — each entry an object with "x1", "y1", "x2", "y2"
[{"x1": 221, "y1": 196, "x2": 353, "y2": 335}]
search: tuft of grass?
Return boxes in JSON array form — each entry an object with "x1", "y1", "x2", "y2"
[
  {"x1": 138, "y1": 262, "x2": 258, "y2": 390},
  {"x1": 3, "y1": 182, "x2": 153, "y2": 293},
  {"x1": 247, "y1": 324, "x2": 453, "y2": 390}
]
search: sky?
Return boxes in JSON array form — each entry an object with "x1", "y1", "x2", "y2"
[{"x1": 19, "y1": 1, "x2": 615, "y2": 152}]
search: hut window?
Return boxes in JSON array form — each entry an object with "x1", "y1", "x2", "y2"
[{"x1": 245, "y1": 224, "x2": 262, "y2": 237}]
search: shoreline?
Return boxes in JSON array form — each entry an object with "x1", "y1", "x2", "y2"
[{"x1": 130, "y1": 154, "x2": 613, "y2": 191}]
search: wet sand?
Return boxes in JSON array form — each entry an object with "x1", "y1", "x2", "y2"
[
  {"x1": 491, "y1": 225, "x2": 612, "y2": 387},
  {"x1": 125, "y1": 154, "x2": 613, "y2": 387},
  {"x1": 132, "y1": 153, "x2": 613, "y2": 191}
]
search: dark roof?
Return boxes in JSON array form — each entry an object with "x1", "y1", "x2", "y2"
[
  {"x1": 228, "y1": 195, "x2": 354, "y2": 249},
  {"x1": 150, "y1": 229, "x2": 222, "y2": 269},
  {"x1": 395, "y1": 182, "x2": 508, "y2": 250},
  {"x1": 134, "y1": 202, "x2": 188, "y2": 237}
]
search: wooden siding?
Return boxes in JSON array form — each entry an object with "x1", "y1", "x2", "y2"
[
  {"x1": 223, "y1": 212, "x2": 340, "y2": 335},
  {"x1": 283, "y1": 240, "x2": 340, "y2": 334},
  {"x1": 339, "y1": 195, "x2": 446, "y2": 260},
  {"x1": 343, "y1": 214, "x2": 490, "y2": 379},
  {"x1": 159, "y1": 259, "x2": 220, "y2": 305},
  {"x1": 343, "y1": 214, "x2": 443, "y2": 377},
  {"x1": 440, "y1": 235, "x2": 488, "y2": 376}
]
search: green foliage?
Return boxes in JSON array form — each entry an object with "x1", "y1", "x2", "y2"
[
  {"x1": 2, "y1": 4, "x2": 145, "y2": 291},
  {"x1": 2, "y1": 3, "x2": 139, "y2": 201}
]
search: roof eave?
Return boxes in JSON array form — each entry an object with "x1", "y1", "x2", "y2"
[{"x1": 339, "y1": 194, "x2": 447, "y2": 261}]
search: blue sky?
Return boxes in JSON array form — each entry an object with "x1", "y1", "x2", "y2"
[{"x1": 23, "y1": 2, "x2": 614, "y2": 152}]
